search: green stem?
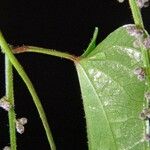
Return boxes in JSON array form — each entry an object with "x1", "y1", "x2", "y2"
[
  {"x1": 5, "y1": 55, "x2": 17, "y2": 150},
  {"x1": 129, "y1": 0, "x2": 150, "y2": 94},
  {"x1": 140, "y1": 40, "x2": 150, "y2": 148},
  {"x1": 0, "y1": 31, "x2": 56, "y2": 150},
  {"x1": 128, "y1": 0, "x2": 144, "y2": 28},
  {"x1": 129, "y1": 0, "x2": 150, "y2": 148},
  {"x1": 13, "y1": 46, "x2": 76, "y2": 61},
  {"x1": 128, "y1": 0, "x2": 150, "y2": 95}
]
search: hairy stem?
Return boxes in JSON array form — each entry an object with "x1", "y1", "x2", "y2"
[
  {"x1": 5, "y1": 55, "x2": 17, "y2": 150},
  {"x1": 13, "y1": 45, "x2": 76, "y2": 61},
  {"x1": 0, "y1": 31, "x2": 56, "y2": 150},
  {"x1": 128, "y1": 0, "x2": 144, "y2": 28}
]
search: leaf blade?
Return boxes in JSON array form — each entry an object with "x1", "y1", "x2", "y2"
[{"x1": 76, "y1": 24, "x2": 148, "y2": 150}]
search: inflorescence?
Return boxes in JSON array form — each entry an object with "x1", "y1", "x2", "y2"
[
  {"x1": 117, "y1": 0, "x2": 150, "y2": 9},
  {"x1": 126, "y1": 24, "x2": 150, "y2": 141}
]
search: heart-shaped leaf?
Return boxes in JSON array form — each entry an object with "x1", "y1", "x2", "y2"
[{"x1": 76, "y1": 25, "x2": 148, "y2": 150}]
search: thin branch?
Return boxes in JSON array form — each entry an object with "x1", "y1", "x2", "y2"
[
  {"x1": 5, "y1": 55, "x2": 17, "y2": 150},
  {"x1": 0, "y1": 31, "x2": 56, "y2": 150},
  {"x1": 128, "y1": 0, "x2": 144, "y2": 29},
  {"x1": 12, "y1": 45, "x2": 77, "y2": 61}
]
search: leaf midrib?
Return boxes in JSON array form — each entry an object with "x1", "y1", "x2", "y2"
[{"x1": 77, "y1": 62, "x2": 118, "y2": 150}]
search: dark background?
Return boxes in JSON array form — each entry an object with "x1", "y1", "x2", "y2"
[{"x1": 0, "y1": 0, "x2": 150, "y2": 150}]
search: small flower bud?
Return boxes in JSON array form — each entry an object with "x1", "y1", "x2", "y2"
[
  {"x1": 144, "y1": 1, "x2": 150, "y2": 7},
  {"x1": 137, "y1": 74, "x2": 145, "y2": 81},
  {"x1": 144, "y1": 134, "x2": 150, "y2": 141},
  {"x1": 139, "y1": 112, "x2": 148, "y2": 120},
  {"x1": 16, "y1": 121, "x2": 25, "y2": 134},
  {"x1": 134, "y1": 67, "x2": 143, "y2": 75},
  {"x1": 144, "y1": 92, "x2": 150, "y2": 101},
  {"x1": 17, "y1": 117, "x2": 28, "y2": 125},
  {"x1": 143, "y1": 36, "x2": 150, "y2": 49},
  {"x1": 126, "y1": 26, "x2": 144, "y2": 38},
  {"x1": 3, "y1": 146, "x2": 11, "y2": 150},
  {"x1": 137, "y1": 0, "x2": 149, "y2": 8},
  {"x1": 117, "y1": 0, "x2": 125, "y2": 3},
  {"x1": 0, "y1": 96, "x2": 12, "y2": 111},
  {"x1": 139, "y1": 108, "x2": 150, "y2": 120},
  {"x1": 133, "y1": 67, "x2": 145, "y2": 81}
]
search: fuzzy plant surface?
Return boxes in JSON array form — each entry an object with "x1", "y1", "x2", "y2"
[{"x1": 0, "y1": 0, "x2": 150, "y2": 150}]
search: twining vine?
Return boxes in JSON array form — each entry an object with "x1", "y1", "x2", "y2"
[{"x1": 0, "y1": 0, "x2": 150, "y2": 150}]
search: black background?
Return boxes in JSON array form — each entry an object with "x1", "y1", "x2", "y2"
[{"x1": 0, "y1": 0, "x2": 150, "y2": 150}]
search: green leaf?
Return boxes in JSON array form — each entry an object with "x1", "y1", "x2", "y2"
[
  {"x1": 82, "y1": 27, "x2": 99, "y2": 57},
  {"x1": 76, "y1": 24, "x2": 148, "y2": 150}
]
